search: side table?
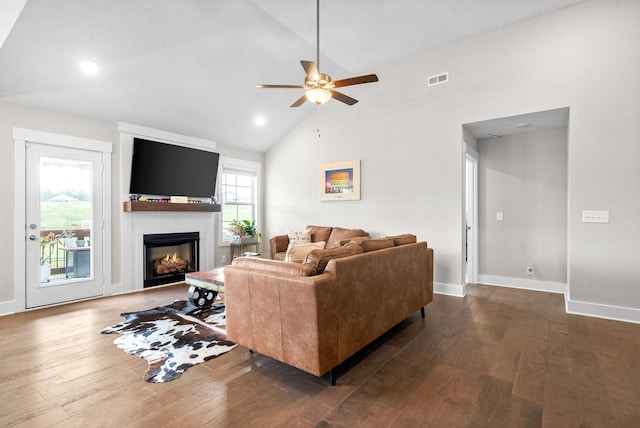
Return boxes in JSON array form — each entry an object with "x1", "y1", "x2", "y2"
[{"x1": 230, "y1": 242, "x2": 260, "y2": 260}]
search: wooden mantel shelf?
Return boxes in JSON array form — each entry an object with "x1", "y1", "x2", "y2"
[{"x1": 123, "y1": 201, "x2": 221, "y2": 213}]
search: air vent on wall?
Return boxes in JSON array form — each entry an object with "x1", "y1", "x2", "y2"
[{"x1": 427, "y1": 72, "x2": 448, "y2": 87}]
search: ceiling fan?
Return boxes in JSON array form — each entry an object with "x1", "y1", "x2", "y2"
[{"x1": 256, "y1": 0, "x2": 379, "y2": 107}]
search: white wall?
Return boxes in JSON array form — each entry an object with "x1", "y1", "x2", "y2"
[
  {"x1": 478, "y1": 129, "x2": 568, "y2": 284},
  {"x1": 264, "y1": 0, "x2": 640, "y2": 319}
]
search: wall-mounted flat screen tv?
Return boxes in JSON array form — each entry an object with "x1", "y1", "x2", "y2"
[{"x1": 129, "y1": 138, "x2": 220, "y2": 198}]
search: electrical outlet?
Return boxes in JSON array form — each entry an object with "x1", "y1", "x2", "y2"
[
  {"x1": 221, "y1": 255, "x2": 227, "y2": 264},
  {"x1": 527, "y1": 264, "x2": 534, "y2": 275},
  {"x1": 496, "y1": 211, "x2": 504, "y2": 221}
]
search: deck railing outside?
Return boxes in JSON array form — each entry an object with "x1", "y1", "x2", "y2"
[{"x1": 40, "y1": 229, "x2": 91, "y2": 279}]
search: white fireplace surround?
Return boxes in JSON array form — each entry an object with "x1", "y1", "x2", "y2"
[
  {"x1": 119, "y1": 123, "x2": 218, "y2": 293},
  {"x1": 124, "y1": 213, "x2": 213, "y2": 291}
]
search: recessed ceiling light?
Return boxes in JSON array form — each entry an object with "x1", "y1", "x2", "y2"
[
  {"x1": 79, "y1": 59, "x2": 99, "y2": 75},
  {"x1": 489, "y1": 132, "x2": 500, "y2": 138},
  {"x1": 516, "y1": 122, "x2": 531, "y2": 128},
  {"x1": 254, "y1": 116, "x2": 266, "y2": 126}
]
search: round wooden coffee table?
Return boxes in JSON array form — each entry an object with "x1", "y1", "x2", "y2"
[{"x1": 185, "y1": 267, "x2": 224, "y2": 308}]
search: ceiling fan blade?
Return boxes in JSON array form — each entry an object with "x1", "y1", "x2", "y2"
[
  {"x1": 301, "y1": 60, "x2": 319, "y2": 79},
  {"x1": 332, "y1": 74, "x2": 379, "y2": 88},
  {"x1": 330, "y1": 90, "x2": 358, "y2": 106},
  {"x1": 256, "y1": 84, "x2": 305, "y2": 89},
  {"x1": 290, "y1": 94, "x2": 308, "y2": 108}
]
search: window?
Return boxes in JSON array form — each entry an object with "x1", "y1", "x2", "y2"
[{"x1": 218, "y1": 158, "x2": 261, "y2": 244}]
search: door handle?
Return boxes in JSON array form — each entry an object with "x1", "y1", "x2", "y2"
[{"x1": 29, "y1": 235, "x2": 37, "y2": 241}]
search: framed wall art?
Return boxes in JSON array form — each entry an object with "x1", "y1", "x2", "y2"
[{"x1": 319, "y1": 159, "x2": 360, "y2": 201}]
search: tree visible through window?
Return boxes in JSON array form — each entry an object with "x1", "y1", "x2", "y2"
[{"x1": 221, "y1": 167, "x2": 257, "y2": 242}]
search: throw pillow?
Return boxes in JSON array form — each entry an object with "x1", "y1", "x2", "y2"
[
  {"x1": 287, "y1": 228, "x2": 312, "y2": 245},
  {"x1": 303, "y1": 243, "x2": 364, "y2": 274},
  {"x1": 285, "y1": 241, "x2": 326, "y2": 263}
]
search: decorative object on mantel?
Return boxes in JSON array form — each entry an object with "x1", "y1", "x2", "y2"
[
  {"x1": 101, "y1": 300, "x2": 236, "y2": 383},
  {"x1": 228, "y1": 219, "x2": 262, "y2": 244},
  {"x1": 320, "y1": 160, "x2": 361, "y2": 201}
]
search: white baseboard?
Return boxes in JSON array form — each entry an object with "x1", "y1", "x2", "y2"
[
  {"x1": 0, "y1": 300, "x2": 17, "y2": 317},
  {"x1": 1, "y1": 281, "x2": 123, "y2": 316},
  {"x1": 478, "y1": 275, "x2": 567, "y2": 294},
  {"x1": 434, "y1": 282, "x2": 466, "y2": 297},
  {"x1": 566, "y1": 296, "x2": 640, "y2": 325},
  {"x1": 478, "y1": 275, "x2": 640, "y2": 324},
  {"x1": 107, "y1": 281, "x2": 123, "y2": 296}
]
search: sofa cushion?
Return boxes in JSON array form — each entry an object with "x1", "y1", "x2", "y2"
[
  {"x1": 346, "y1": 236, "x2": 371, "y2": 246},
  {"x1": 305, "y1": 225, "x2": 333, "y2": 243},
  {"x1": 326, "y1": 227, "x2": 369, "y2": 248},
  {"x1": 360, "y1": 238, "x2": 395, "y2": 252},
  {"x1": 231, "y1": 257, "x2": 317, "y2": 276},
  {"x1": 303, "y1": 243, "x2": 364, "y2": 274},
  {"x1": 285, "y1": 241, "x2": 326, "y2": 263},
  {"x1": 385, "y1": 234, "x2": 418, "y2": 246},
  {"x1": 288, "y1": 228, "x2": 312, "y2": 245}
]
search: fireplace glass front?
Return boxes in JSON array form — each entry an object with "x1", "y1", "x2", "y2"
[{"x1": 143, "y1": 232, "x2": 199, "y2": 287}]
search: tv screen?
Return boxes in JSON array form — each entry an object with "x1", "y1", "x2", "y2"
[{"x1": 129, "y1": 138, "x2": 220, "y2": 198}]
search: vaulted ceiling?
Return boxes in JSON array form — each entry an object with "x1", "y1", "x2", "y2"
[{"x1": 0, "y1": 0, "x2": 582, "y2": 152}]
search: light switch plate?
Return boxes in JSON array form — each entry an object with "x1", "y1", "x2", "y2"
[
  {"x1": 582, "y1": 210, "x2": 609, "y2": 223},
  {"x1": 496, "y1": 211, "x2": 503, "y2": 221}
]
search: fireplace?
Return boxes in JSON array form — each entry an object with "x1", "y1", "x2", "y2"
[{"x1": 143, "y1": 232, "x2": 199, "y2": 287}]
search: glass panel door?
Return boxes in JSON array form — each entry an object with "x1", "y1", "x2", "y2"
[{"x1": 26, "y1": 143, "x2": 104, "y2": 308}]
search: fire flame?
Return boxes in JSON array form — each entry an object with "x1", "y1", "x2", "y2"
[{"x1": 164, "y1": 253, "x2": 178, "y2": 262}]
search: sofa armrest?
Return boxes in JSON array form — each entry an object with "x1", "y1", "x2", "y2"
[{"x1": 269, "y1": 234, "x2": 290, "y2": 259}]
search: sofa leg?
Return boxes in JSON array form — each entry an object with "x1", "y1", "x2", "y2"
[
  {"x1": 329, "y1": 368, "x2": 336, "y2": 386},
  {"x1": 420, "y1": 307, "x2": 425, "y2": 318}
]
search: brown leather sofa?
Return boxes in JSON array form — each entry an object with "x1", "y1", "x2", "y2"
[
  {"x1": 269, "y1": 225, "x2": 369, "y2": 260},
  {"x1": 224, "y1": 234, "x2": 434, "y2": 385}
]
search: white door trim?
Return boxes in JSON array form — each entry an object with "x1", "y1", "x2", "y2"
[
  {"x1": 464, "y1": 143, "x2": 479, "y2": 285},
  {"x1": 12, "y1": 128, "x2": 112, "y2": 313}
]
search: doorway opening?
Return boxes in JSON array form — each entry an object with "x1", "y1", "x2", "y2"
[{"x1": 462, "y1": 107, "x2": 569, "y2": 293}]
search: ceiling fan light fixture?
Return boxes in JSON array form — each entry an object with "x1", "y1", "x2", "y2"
[{"x1": 305, "y1": 87, "x2": 332, "y2": 105}]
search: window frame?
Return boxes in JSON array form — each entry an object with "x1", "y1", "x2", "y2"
[{"x1": 217, "y1": 157, "x2": 262, "y2": 247}]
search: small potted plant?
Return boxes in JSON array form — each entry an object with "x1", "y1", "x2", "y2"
[
  {"x1": 228, "y1": 219, "x2": 262, "y2": 245},
  {"x1": 61, "y1": 229, "x2": 77, "y2": 248}
]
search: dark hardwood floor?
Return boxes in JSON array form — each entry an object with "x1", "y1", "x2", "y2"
[{"x1": 1, "y1": 283, "x2": 639, "y2": 427}]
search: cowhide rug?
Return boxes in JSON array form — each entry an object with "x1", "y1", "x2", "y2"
[{"x1": 101, "y1": 300, "x2": 236, "y2": 383}]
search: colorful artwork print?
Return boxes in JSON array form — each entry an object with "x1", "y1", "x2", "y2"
[
  {"x1": 325, "y1": 168, "x2": 354, "y2": 194},
  {"x1": 319, "y1": 160, "x2": 360, "y2": 201}
]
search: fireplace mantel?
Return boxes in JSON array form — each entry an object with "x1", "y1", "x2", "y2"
[{"x1": 123, "y1": 201, "x2": 221, "y2": 213}]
